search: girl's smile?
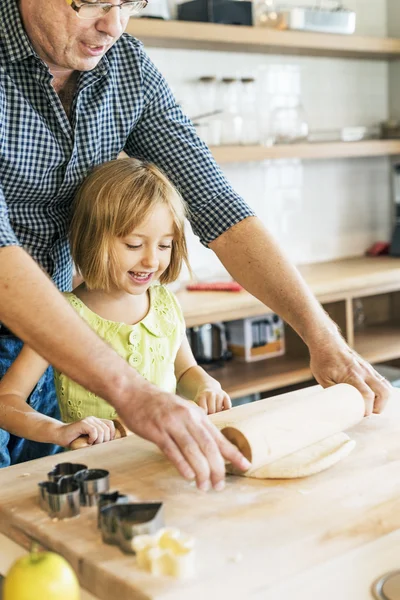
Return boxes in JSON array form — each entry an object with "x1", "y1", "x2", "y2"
[
  {"x1": 114, "y1": 203, "x2": 175, "y2": 295},
  {"x1": 127, "y1": 271, "x2": 155, "y2": 285}
]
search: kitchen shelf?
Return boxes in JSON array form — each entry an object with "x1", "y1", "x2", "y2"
[
  {"x1": 210, "y1": 140, "x2": 400, "y2": 163},
  {"x1": 205, "y1": 322, "x2": 400, "y2": 399},
  {"x1": 178, "y1": 256, "x2": 400, "y2": 328},
  {"x1": 127, "y1": 19, "x2": 400, "y2": 60},
  {"x1": 179, "y1": 257, "x2": 400, "y2": 398},
  {"x1": 208, "y1": 356, "x2": 312, "y2": 399},
  {"x1": 354, "y1": 325, "x2": 400, "y2": 364}
]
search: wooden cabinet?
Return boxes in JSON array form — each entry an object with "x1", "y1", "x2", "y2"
[
  {"x1": 176, "y1": 256, "x2": 400, "y2": 399},
  {"x1": 353, "y1": 290, "x2": 400, "y2": 363}
]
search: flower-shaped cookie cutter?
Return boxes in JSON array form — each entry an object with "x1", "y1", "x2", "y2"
[
  {"x1": 38, "y1": 478, "x2": 80, "y2": 519},
  {"x1": 73, "y1": 468, "x2": 110, "y2": 506},
  {"x1": 43, "y1": 462, "x2": 110, "y2": 508},
  {"x1": 99, "y1": 502, "x2": 164, "y2": 553},
  {"x1": 47, "y1": 462, "x2": 88, "y2": 483}
]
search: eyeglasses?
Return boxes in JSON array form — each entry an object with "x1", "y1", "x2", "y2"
[{"x1": 66, "y1": 0, "x2": 148, "y2": 20}]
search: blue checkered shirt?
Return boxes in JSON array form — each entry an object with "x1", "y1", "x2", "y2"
[{"x1": 0, "y1": 0, "x2": 254, "y2": 292}]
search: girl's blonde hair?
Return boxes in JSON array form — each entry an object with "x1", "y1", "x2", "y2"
[{"x1": 70, "y1": 158, "x2": 190, "y2": 291}]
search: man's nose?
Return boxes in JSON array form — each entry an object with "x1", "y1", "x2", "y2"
[{"x1": 95, "y1": 6, "x2": 125, "y2": 39}]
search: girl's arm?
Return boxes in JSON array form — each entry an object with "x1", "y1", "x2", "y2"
[
  {"x1": 0, "y1": 346, "x2": 116, "y2": 446},
  {"x1": 175, "y1": 335, "x2": 231, "y2": 414}
]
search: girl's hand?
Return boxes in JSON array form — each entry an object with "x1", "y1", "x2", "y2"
[
  {"x1": 55, "y1": 417, "x2": 116, "y2": 447},
  {"x1": 194, "y1": 384, "x2": 232, "y2": 415}
]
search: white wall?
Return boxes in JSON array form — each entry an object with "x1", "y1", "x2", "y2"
[
  {"x1": 387, "y1": 0, "x2": 400, "y2": 122},
  {"x1": 145, "y1": 0, "x2": 392, "y2": 280}
]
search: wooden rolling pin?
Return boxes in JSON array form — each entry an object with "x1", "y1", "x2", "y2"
[
  {"x1": 209, "y1": 384, "x2": 365, "y2": 470},
  {"x1": 69, "y1": 419, "x2": 128, "y2": 450}
]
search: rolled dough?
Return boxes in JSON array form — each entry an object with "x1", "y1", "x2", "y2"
[
  {"x1": 227, "y1": 432, "x2": 356, "y2": 479},
  {"x1": 210, "y1": 384, "x2": 364, "y2": 479}
]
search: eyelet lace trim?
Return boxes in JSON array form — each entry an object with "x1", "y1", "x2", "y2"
[
  {"x1": 141, "y1": 286, "x2": 177, "y2": 338},
  {"x1": 60, "y1": 286, "x2": 180, "y2": 413}
]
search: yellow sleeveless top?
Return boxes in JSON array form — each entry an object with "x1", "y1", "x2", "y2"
[{"x1": 54, "y1": 285, "x2": 185, "y2": 423}]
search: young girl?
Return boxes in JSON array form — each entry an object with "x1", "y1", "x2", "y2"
[{"x1": 0, "y1": 159, "x2": 231, "y2": 450}]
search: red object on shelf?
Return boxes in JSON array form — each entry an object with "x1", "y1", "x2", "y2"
[
  {"x1": 186, "y1": 281, "x2": 243, "y2": 292},
  {"x1": 365, "y1": 241, "x2": 390, "y2": 256}
]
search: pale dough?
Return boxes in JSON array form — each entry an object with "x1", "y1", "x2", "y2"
[
  {"x1": 209, "y1": 384, "x2": 364, "y2": 480},
  {"x1": 227, "y1": 432, "x2": 356, "y2": 479}
]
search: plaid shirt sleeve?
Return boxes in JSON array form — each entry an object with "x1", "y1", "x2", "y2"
[
  {"x1": 124, "y1": 49, "x2": 255, "y2": 247},
  {"x1": 0, "y1": 182, "x2": 21, "y2": 249},
  {"x1": 0, "y1": 84, "x2": 21, "y2": 249}
]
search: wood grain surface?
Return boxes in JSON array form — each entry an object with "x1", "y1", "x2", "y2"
[{"x1": 0, "y1": 387, "x2": 399, "y2": 600}]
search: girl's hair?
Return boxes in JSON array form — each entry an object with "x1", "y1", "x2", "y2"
[{"x1": 70, "y1": 158, "x2": 190, "y2": 291}]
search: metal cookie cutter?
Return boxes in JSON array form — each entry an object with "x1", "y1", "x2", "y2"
[
  {"x1": 38, "y1": 478, "x2": 80, "y2": 519},
  {"x1": 99, "y1": 502, "x2": 164, "y2": 553},
  {"x1": 372, "y1": 570, "x2": 400, "y2": 600},
  {"x1": 97, "y1": 491, "x2": 131, "y2": 527},
  {"x1": 47, "y1": 462, "x2": 88, "y2": 483},
  {"x1": 73, "y1": 468, "x2": 110, "y2": 506}
]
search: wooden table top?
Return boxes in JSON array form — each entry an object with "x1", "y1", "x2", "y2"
[{"x1": 0, "y1": 387, "x2": 400, "y2": 600}]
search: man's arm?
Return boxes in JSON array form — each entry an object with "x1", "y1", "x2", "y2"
[
  {"x1": 0, "y1": 246, "x2": 250, "y2": 488},
  {"x1": 124, "y1": 49, "x2": 390, "y2": 415},
  {"x1": 209, "y1": 217, "x2": 392, "y2": 414}
]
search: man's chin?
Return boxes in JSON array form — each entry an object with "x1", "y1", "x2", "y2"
[
  {"x1": 62, "y1": 50, "x2": 104, "y2": 72},
  {"x1": 74, "y1": 56, "x2": 103, "y2": 71}
]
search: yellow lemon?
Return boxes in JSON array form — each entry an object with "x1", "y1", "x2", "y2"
[{"x1": 3, "y1": 549, "x2": 80, "y2": 600}]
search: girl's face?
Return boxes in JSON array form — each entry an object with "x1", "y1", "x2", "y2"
[{"x1": 112, "y1": 204, "x2": 175, "y2": 295}]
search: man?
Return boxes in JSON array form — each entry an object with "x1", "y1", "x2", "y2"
[{"x1": 0, "y1": 0, "x2": 391, "y2": 489}]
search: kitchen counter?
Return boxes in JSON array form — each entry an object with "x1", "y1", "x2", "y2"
[
  {"x1": 177, "y1": 256, "x2": 400, "y2": 327},
  {"x1": 0, "y1": 387, "x2": 400, "y2": 600}
]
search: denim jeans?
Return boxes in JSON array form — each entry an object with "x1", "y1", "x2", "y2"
[{"x1": 0, "y1": 335, "x2": 62, "y2": 468}]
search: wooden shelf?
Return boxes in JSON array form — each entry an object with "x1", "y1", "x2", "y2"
[
  {"x1": 210, "y1": 140, "x2": 400, "y2": 163},
  {"x1": 207, "y1": 356, "x2": 312, "y2": 399},
  {"x1": 127, "y1": 19, "x2": 400, "y2": 60},
  {"x1": 354, "y1": 325, "x2": 400, "y2": 364},
  {"x1": 180, "y1": 257, "x2": 400, "y2": 398},
  {"x1": 208, "y1": 324, "x2": 400, "y2": 400},
  {"x1": 178, "y1": 256, "x2": 400, "y2": 327}
]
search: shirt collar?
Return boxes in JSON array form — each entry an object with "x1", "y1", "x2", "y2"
[
  {"x1": 140, "y1": 285, "x2": 177, "y2": 338},
  {"x1": 66, "y1": 286, "x2": 177, "y2": 340},
  {"x1": 0, "y1": 0, "x2": 37, "y2": 63}
]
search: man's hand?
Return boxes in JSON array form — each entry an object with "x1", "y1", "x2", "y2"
[
  {"x1": 116, "y1": 391, "x2": 251, "y2": 492},
  {"x1": 309, "y1": 333, "x2": 392, "y2": 416}
]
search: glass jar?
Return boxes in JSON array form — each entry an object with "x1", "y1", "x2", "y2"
[
  {"x1": 197, "y1": 76, "x2": 217, "y2": 116},
  {"x1": 252, "y1": 0, "x2": 286, "y2": 29},
  {"x1": 239, "y1": 77, "x2": 260, "y2": 145},
  {"x1": 219, "y1": 77, "x2": 242, "y2": 146},
  {"x1": 270, "y1": 96, "x2": 309, "y2": 144}
]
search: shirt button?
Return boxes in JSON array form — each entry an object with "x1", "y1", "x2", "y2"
[
  {"x1": 128, "y1": 351, "x2": 142, "y2": 367},
  {"x1": 129, "y1": 330, "x2": 140, "y2": 344}
]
